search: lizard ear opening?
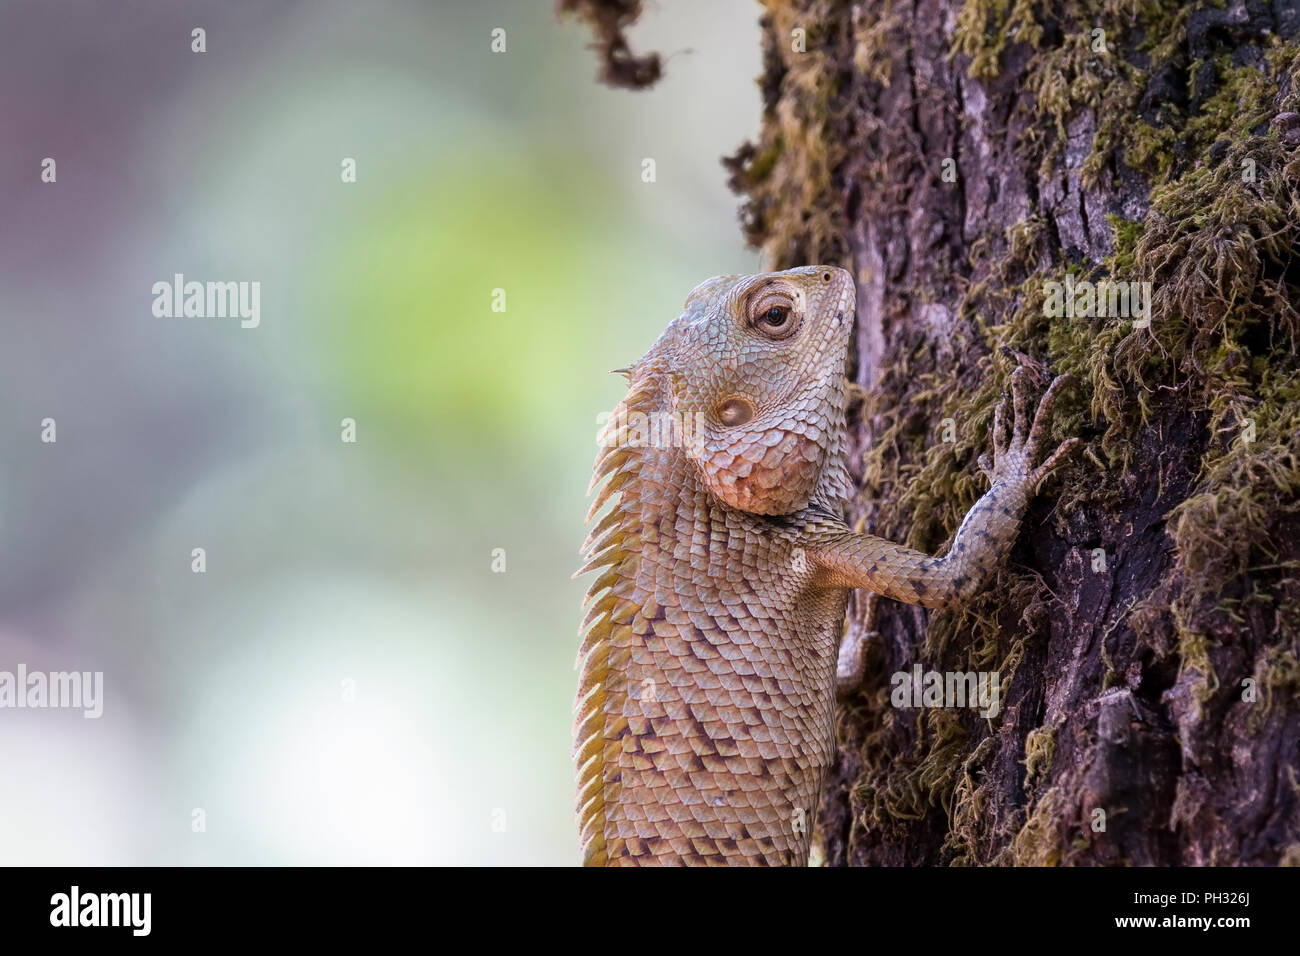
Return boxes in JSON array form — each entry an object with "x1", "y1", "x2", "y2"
[
  {"x1": 689, "y1": 418, "x2": 825, "y2": 516},
  {"x1": 714, "y1": 397, "x2": 754, "y2": 427}
]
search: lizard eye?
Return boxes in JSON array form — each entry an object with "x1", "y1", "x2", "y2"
[{"x1": 746, "y1": 291, "x2": 800, "y2": 340}]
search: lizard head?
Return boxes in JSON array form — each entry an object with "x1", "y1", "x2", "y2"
[{"x1": 643, "y1": 265, "x2": 855, "y2": 515}]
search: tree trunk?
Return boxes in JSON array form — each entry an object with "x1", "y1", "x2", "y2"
[{"x1": 567, "y1": 0, "x2": 1300, "y2": 865}]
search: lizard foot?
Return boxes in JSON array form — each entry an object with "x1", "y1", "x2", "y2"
[{"x1": 977, "y1": 367, "x2": 1080, "y2": 492}]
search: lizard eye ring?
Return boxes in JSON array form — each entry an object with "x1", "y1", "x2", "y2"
[{"x1": 745, "y1": 291, "x2": 800, "y2": 340}]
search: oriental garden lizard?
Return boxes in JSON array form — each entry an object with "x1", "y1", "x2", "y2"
[{"x1": 573, "y1": 266, "x2": 1078, "y2": 866}]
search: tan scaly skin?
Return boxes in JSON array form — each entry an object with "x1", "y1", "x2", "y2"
[{"x1": 574, "y1": 266, "x2": 1078, "y2": 866}]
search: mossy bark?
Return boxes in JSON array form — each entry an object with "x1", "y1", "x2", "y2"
[{"x1": 567, "y1": 0, "x2": 1300, "y2": 865}]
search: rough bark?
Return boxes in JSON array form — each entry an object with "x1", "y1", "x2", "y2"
[{"x1": 566, "y1": 0, "x2": 1300, "y2": 865}]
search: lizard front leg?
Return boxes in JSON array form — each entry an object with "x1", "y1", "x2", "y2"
[{"x1": 813, "y1": 367, "x2": 1079, "y2": 611}]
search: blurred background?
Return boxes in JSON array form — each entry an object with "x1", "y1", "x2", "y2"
[{"x1": 0, "y1": 0, "x2": 761, "y2": 864}]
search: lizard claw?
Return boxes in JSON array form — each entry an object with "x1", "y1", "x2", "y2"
[
  {"x1": 1032, "y1": 436, "x2": 1081, "y2": 488},
  {"x1": 1025, "y1": 372, "x2": 1075, "y2": 461},
  {"x1": 993, "y1": 394, "x2": 1010, "y2": 459},
  {"x1": 1011, "y1": 366, "x2": 1032, "y2": 446}
]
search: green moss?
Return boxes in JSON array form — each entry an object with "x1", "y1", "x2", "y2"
[
  {"x1": 952, "y1": 0, "x2": 1046, "y2": 81},
  {"x1": 1123, "y1": 121, "x2": 1178, "y2": 180},
  {"x1": 1023, "y1": 724, "x2": 1058, "y2": 790},
  {"x1": 855, "y1": 707, "x2": 970, "y2": 825},
  {"x1": 944, "y1": 735, "x2": 999, "y2": 864},
  {"x1": 1009, "y1": 787, "x2": 1065, "y2": 865},
  {"x1": 1099, "y1": 599, "x2": 1137, "y2": 689}
]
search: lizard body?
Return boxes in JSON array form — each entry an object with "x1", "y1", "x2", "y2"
[{"x1": 574, "y1": 266, "x2": 1077, "y2": 866}]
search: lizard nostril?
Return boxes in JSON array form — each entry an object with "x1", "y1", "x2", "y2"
[{"x1": 822, "y1": 272, "x2": 831, "y2": 282}]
